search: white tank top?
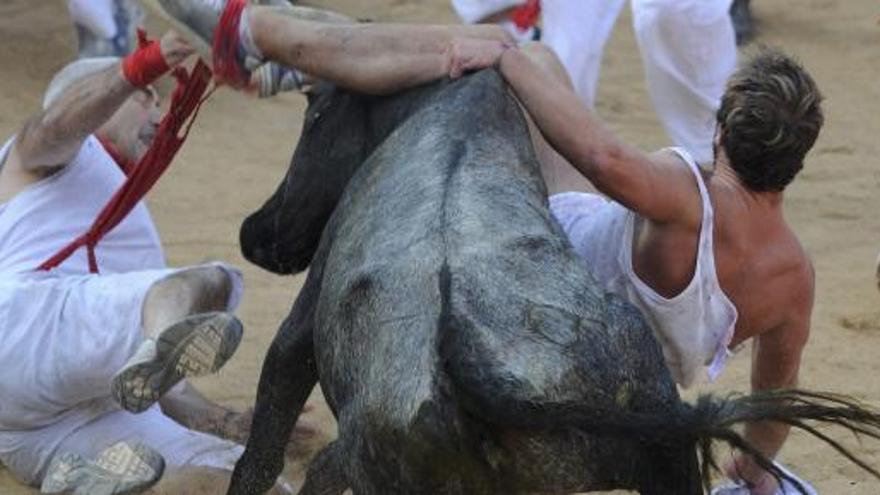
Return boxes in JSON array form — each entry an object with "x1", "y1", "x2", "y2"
[
  {"x1": 550, "y1": 147, "x2": 738, "y2": 388},
  {"x1": 0, "y1": 135, "x2": 165, "y2": 277}
]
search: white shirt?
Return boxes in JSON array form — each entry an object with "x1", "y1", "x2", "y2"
[
  {"x1": 0, "y1": 135, "x2": 165, "y2": 277},
  {"x1": 550, "y1": 147, "x2": 738, "y2": 388}
]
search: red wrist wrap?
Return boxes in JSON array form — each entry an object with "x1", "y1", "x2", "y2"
[
  {"x1": 122, "y1": 29, "x2": 170, "y2": 88},
  {"x1": 212, "y1": 0, "x2": 249, "y2": 88},
  {"x1": 510, "y1": 0, "x2": 541, "y2": 31}
]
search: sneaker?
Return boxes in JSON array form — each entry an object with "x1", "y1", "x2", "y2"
[
  {"x1": 251, "y1": 62, "x2": 306, "y2": 97},
  {"x1": 112, "y1": 311, "x2": 243, "y2": 413},
  {"x1": 730, "y1": 0, "x2": 755, "y2": 46},
  {"x1": 41, "y1": 442, "x2": 164, "y2": 495},
  {"x1": 140, "y1": 0, "x2": 253, "y2": 86}
]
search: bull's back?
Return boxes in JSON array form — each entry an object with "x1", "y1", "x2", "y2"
[
  {"x1": 315, "y1": 71, "x2": 536, "y2": 399},
  {"x1": 311, "y1": 70, "x2": 676, "y2": 491}
]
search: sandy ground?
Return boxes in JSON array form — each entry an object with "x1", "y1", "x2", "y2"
[{"x1": 1, "y1": 0, "x2": 880, "y2": 493}]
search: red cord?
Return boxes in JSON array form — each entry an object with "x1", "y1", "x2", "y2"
[
  {"x1": 122, "y1": 29, "x2": 170, "y2": 88},
  {"x1": 37, "y1": 61, "x2": 214, "y2": 274},
  {"x1": 510, "y1": 0, "x2": 541, "y2": 31},
  {"x1": 212, "y1": 0, "x2": 250, "y2": 88}
]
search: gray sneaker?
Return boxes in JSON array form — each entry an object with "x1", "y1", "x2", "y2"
[
  {"x1": 252, "y1": 62, "x2": 306, "y2": 97},
  {"x1": 112, "y1": 311, "x2": 243, "y2": 413},
  {"x1": 41, "y1": 442, "x2": 164, "y2": 495}
]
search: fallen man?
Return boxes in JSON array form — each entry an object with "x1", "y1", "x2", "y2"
[{"x1": 0, "y1": 30, "x2": 314, "y2": 494}]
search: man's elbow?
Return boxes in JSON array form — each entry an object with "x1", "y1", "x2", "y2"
[
  {"x1": 583, "y1": 143, "x2": 626, "y2": 187},
  {"x1": 15, "y1": 121, "x2": 76, "y2": 172}
]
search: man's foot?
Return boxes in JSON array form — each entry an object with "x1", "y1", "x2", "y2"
[
  {"x1": 112, "y1": 312, "x2": 243, "y2": 413},
  {"x1": 730, "y1": 0, "x2": 755, "y2": 46},
  {"x1": 140, "y1": 0, "x2": 255, "y2": 86},
  {"x1": 41, "y1": 442, "x2": 164, "y2": 495}
]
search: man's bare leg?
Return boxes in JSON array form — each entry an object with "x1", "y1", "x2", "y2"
[
  {"x1": 518, "y1": 42, "x2": 596, "y2": 195},
  {"x1": 246, "y1": 7, "x2": 509, "y2": 94},
  {"x1": 142, "y1": 0, "x2": 511, "y2": 94},
  {"x1": 141, "y1": 265, "x2": 232, "y2": 337}
]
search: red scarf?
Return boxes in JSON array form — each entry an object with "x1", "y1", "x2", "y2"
[{"x1": 97, "y1": 136, "x2": 135, "y2": 175}]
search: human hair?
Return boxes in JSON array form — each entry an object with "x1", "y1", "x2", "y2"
[
  {"x1": 42, "y1": 57, "x2": 120, "y2": 110},
  {"x1": 716, "y1": 48, "x2": 824, "y2": 192}
]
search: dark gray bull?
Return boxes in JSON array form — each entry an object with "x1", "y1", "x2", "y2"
[{"x1": 228, "y1": 70, "x2": 880, "y2": 495}]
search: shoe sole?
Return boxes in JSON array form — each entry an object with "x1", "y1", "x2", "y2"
[
  {"x1": 41, "y1": 443, "x2": 164, "y2": 495},
  {"x1": 112, "y1": 312, "x2": 243, "y2": 414}
]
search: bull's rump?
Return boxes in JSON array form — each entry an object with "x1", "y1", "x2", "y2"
[
  {"x1": 311, "y1": 71, "x2": 675, "y2": 490},
  {"x1": 312, "y1": 70, "x2": 574, "y2": 403}
]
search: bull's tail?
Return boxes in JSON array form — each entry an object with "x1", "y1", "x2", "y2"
[
  {"x1": 680, "y1": 389, "x2": 880, "y2": 492},
  {"x1": 449, "y1": 377, "x2": 880, "y2": 493},
  {"x1": 447, "y1": 336, "x2": 880, "y2": 494}
]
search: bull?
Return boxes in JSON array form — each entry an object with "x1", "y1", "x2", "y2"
[{"x1": 228, "y1": 70, "x2": 880, "y2": 495}]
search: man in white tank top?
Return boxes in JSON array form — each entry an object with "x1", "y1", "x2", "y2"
[
  {"x1": 496, "y1": 44, "x2": 823, "y2": 495},
  {"x1": 0, "y1": 32, "x2": 299, "y2": 494}
]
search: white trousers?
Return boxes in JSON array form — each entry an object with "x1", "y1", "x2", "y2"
[
  {"x1": 450, "y1": 0, "x2": 737, "y2": 164},
  {"x1": 67, "y1": 0, "x2": 117, "y2": 39},
  {"x1": 0, "y1": 263, "x2": 244, "y2": 485}
]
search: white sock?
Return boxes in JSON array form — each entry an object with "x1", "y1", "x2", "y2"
[{"x1": 238, "y1": 6, "x2": 264, "y2": 62}]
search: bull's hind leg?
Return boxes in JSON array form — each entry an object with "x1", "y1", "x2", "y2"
[
  {"x1": 298, "y1": 441, "x2": 348, "y2": 495},
  {"x1": 227, "y1": 276, "x2": 323, "y2": 495}
]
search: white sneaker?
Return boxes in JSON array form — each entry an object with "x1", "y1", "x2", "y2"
[
  {"x1": 41, "y1": 442, "x2": 164, "y2": 495},
  {"x1": 112, "y1": 311, "x2": 243, "y2": 413},
  {"x1": 711, "y1": 461, "x2": 818, "y2": 495}
]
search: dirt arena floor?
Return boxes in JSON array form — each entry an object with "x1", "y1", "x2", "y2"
[{"x1": 1, "y1": 0, "x2": 879, "y2": 493}]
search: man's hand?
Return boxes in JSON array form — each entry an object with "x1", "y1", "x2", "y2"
[
  {"x1": 723, "y1": 455, "x2": 779, "y2": 495},
  {"x1": 158, "y1": 30, "x2": 196, "y2": 69},
  {"x1": 446, "y1": 38, "x2": 512, "y2": 79}
]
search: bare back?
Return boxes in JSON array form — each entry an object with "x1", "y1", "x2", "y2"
[
  {"x1": 708, "y1": 177, "x2": 813, "y2": 347},
  {"x1": 632, "y1": 159, "x2": 813, "y2": 350}
]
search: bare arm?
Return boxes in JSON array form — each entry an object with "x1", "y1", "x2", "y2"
[
  {"x1": 8, "y1": 31, "x2": 193, "y2": 175},
  {"x1": 160, "y1": 381, "x2": 320, "y2": 453},
  {"x1": 730, "y1": 269, "x2": 814, "y2": 493},
  {"x1": 160, "y1": 380, "x2": 237, "y2": 435},
  {"x1": 497, "y1": 47, "x2": 701, "y2": 224},
  {"x1": 250, "y1": 9, "x2": 511, "y2": 95},
  {"x1": 11, "y1": 67, "x2": 137, "y2": 175}
]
